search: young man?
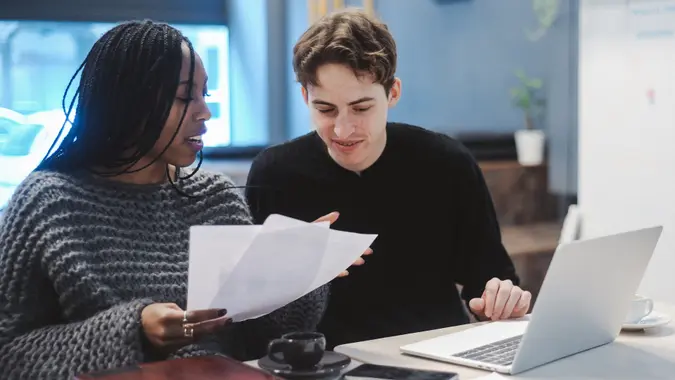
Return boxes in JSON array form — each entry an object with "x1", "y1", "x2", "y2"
[{"x1": 245, "y1": 9, "x2": 530, "y2": 348}]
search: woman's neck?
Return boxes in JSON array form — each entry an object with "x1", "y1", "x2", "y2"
[{"x1": 96, "y1": 160, "x2": 177, "y2": 185}]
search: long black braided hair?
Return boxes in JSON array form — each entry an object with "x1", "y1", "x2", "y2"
[{"x1": 36, "y1": 20, "x2": 204, "y2": 193}]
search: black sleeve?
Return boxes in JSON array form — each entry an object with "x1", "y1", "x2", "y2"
[
  {"x1": 451, "y1": 148, "x2": 520, "y2": 305},
  {"x1": 229, "y1": 285, "x2": 330, "y2": 361},
  {"x1": 245, "y1": 152, "x2": 277, "y2": 225}
]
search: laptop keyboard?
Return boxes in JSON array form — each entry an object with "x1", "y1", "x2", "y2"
[{"x1": 452, "y1": 335, "x2": 522, "y2": 366}]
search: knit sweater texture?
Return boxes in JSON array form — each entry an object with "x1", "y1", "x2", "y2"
[{"x1": 0, "y1": 169, "x2": 328, "y2": 379}]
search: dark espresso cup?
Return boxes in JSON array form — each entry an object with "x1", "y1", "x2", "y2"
[{"x1": 267, "y1": 332, "x2": 326, "y2": 370}]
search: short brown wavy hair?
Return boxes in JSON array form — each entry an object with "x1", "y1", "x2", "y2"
[{"x1": 292, "y1": 9, "x2": 397, "y2": 94}]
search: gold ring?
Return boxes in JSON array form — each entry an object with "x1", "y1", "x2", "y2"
[{"x1": 184, "y1": 325, "x2": 194, "y2": 338}]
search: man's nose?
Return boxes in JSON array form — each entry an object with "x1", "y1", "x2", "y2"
[{"x1": 334, "y1": 114, "x2": 356, "y2": 138}]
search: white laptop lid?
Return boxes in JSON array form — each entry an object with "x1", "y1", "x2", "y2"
[
  {"x1": 400, "y1": 226, "x2": 663, "y2": 375},
  {"x1": 512, "y1": 225, "x2": 663, "y2": 373},
  {"x1": 559, "y1": 204, "x2": 581, "y2": 244}
]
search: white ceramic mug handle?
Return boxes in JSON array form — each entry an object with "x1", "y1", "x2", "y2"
[{"x1": 646, "y1": 299, "x2": 654, "y2": 315}]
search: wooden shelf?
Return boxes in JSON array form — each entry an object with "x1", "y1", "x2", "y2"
[
  {"x1": 502, "y1": 222, "x2": 561, "y2": 257},
  {"x1": 479, "y1": 160, "x2": 545, "y2": 171},
  {"x1": 501, "y1": 222, "x2": 561, "y2": 306}
]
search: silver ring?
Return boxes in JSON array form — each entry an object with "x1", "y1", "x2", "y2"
[
  {"x1": 184, "y1": 325, "x2": 194, "y2": 338},
  {"x1": 183, "y1": 310, "x2": 188, "y2": 324}
]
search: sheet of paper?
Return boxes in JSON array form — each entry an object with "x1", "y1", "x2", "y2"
[
  {"x1": 187, "y1": 225, "x2": 260, "y2": 312},
  {"x1": 308, "y1": 227, "x2": 380, "y2": 290},
  {"x1": 187, "y1": 214, "x2": 377, "y2": 322},
  {"x1": 216, "y1": 216, "x2": 330, "y2": 321}
]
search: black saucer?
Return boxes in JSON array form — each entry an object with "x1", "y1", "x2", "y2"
[{"x1": 258, "y1": 351, "x2": 351, "y2": 378}]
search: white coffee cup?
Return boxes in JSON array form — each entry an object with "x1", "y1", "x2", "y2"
[{"x1": 624, "y1": 295, "x2": 654, "y2": 324}]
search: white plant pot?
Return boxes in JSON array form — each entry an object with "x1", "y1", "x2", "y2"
[{"x1": 514, "y1": 129, "x2": 545, "y2": 166}]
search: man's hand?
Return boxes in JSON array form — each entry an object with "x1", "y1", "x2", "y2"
[
  {"x1": 468, "y1": 278, "x2": 531, "y2": 321},
  {"x1": 313, "y1": 211, "x2": 373, "y2": 277}
]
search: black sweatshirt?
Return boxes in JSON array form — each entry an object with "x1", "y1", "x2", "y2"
[{"x1": 245, "y1": 122, "x2": 519, "y2": 349}]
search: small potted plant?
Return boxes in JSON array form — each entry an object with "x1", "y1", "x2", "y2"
[{"x1": 510, "y1": 69, "x2": 545, "y2": 166}]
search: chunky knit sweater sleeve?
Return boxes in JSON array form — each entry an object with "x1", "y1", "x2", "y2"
[
  {"x1": 0, "y1": 170, "x2": 330, "y2": 378},
  {"x1": 0, "y1": 175, "x2": 154, "y2": 378}
]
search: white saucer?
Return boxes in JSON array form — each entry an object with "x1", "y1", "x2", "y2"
[{"x1": 621, "y1": 311, "x2": 672, "y2": 331}]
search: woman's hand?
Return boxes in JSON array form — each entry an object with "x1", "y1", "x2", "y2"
[
  {"x1": 141, "y1": 303, "x2": 230, "y2": 350},
  {"x1": 313, "y1": 211, "x2": 373, "y2": 277}
]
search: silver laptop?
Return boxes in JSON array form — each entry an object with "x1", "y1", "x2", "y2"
[{"x1": 400, "y1": 226, "x2": 663, "y2": 375}]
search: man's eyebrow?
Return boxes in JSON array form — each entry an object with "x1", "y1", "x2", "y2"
[
  {"x1": 347, "y1": 97, "x2": 375, "y2": 105},
  {"x1": 311, "y1": 97, "x2": 375, "y2": 106},
  {"x1": 311, "y1": 99, "x2": 335, "y2": 106}
]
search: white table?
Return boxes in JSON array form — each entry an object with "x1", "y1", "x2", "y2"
[{"x1": 333, "y1": 301, "x2": 675, "y2": 379}]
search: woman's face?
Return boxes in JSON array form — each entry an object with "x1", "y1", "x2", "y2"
[{"x1": 149, "y1": 42, "x2": 212, "y2": 168}]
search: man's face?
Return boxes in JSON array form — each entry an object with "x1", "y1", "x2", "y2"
[{"x1": 303, "y1": 63, "x2": 401, "y2": 172}]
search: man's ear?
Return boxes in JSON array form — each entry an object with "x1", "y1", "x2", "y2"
[
  {"x1": 388, "y1": 77, "x2": 402, "y2": 108},
  {"x1": 301, "y1": 86, "x2": 309, "y2": 105}
]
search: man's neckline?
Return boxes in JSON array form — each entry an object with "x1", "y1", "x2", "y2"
[{"x1": 311, "y1": 124, "x2": 393, "y2": 178}]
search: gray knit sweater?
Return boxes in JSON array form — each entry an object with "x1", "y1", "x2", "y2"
[{"x1": 0, "y1": 169, "x2": 329, "y2": 379}]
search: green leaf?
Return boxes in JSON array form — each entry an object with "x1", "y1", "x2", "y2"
[
  {"x1": 509, "y1": 69, "x2": 543, "y2": 112},
  {"x1": 527, "y1": 78, "x2": 543, "y2": 88},
  {"x1": 527, "y1": 0, "x2": 560, "y2": 41}
]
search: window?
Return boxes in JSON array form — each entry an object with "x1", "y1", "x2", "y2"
[{"x1": 0, "y1": 21, "x2": 230, "y2": 209}]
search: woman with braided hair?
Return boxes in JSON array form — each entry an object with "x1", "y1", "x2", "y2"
[{"x1": 0, "y1": 20, "x2": 365, "y2": 379}]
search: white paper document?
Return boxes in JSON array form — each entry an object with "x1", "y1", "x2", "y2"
[{"x1": 187, "y1": 214, "x2": 378, "y2": 322}]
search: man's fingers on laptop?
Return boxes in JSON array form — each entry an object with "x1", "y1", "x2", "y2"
[
  {"x1": 512, "y1": 291, "x2": 532, "y2": 317},
  {"x1": 468, "y1": 297, "x2": 485, "y2": 314},
  {"x1": 483, "y1": 277, "x2": 502, "y2": 318},
  {"x1": 492, "y1": 280, "x2": 513, "y2": 320},
  {"x1": 501, "y1": 287, "x2": 523, "y2": 319}
]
